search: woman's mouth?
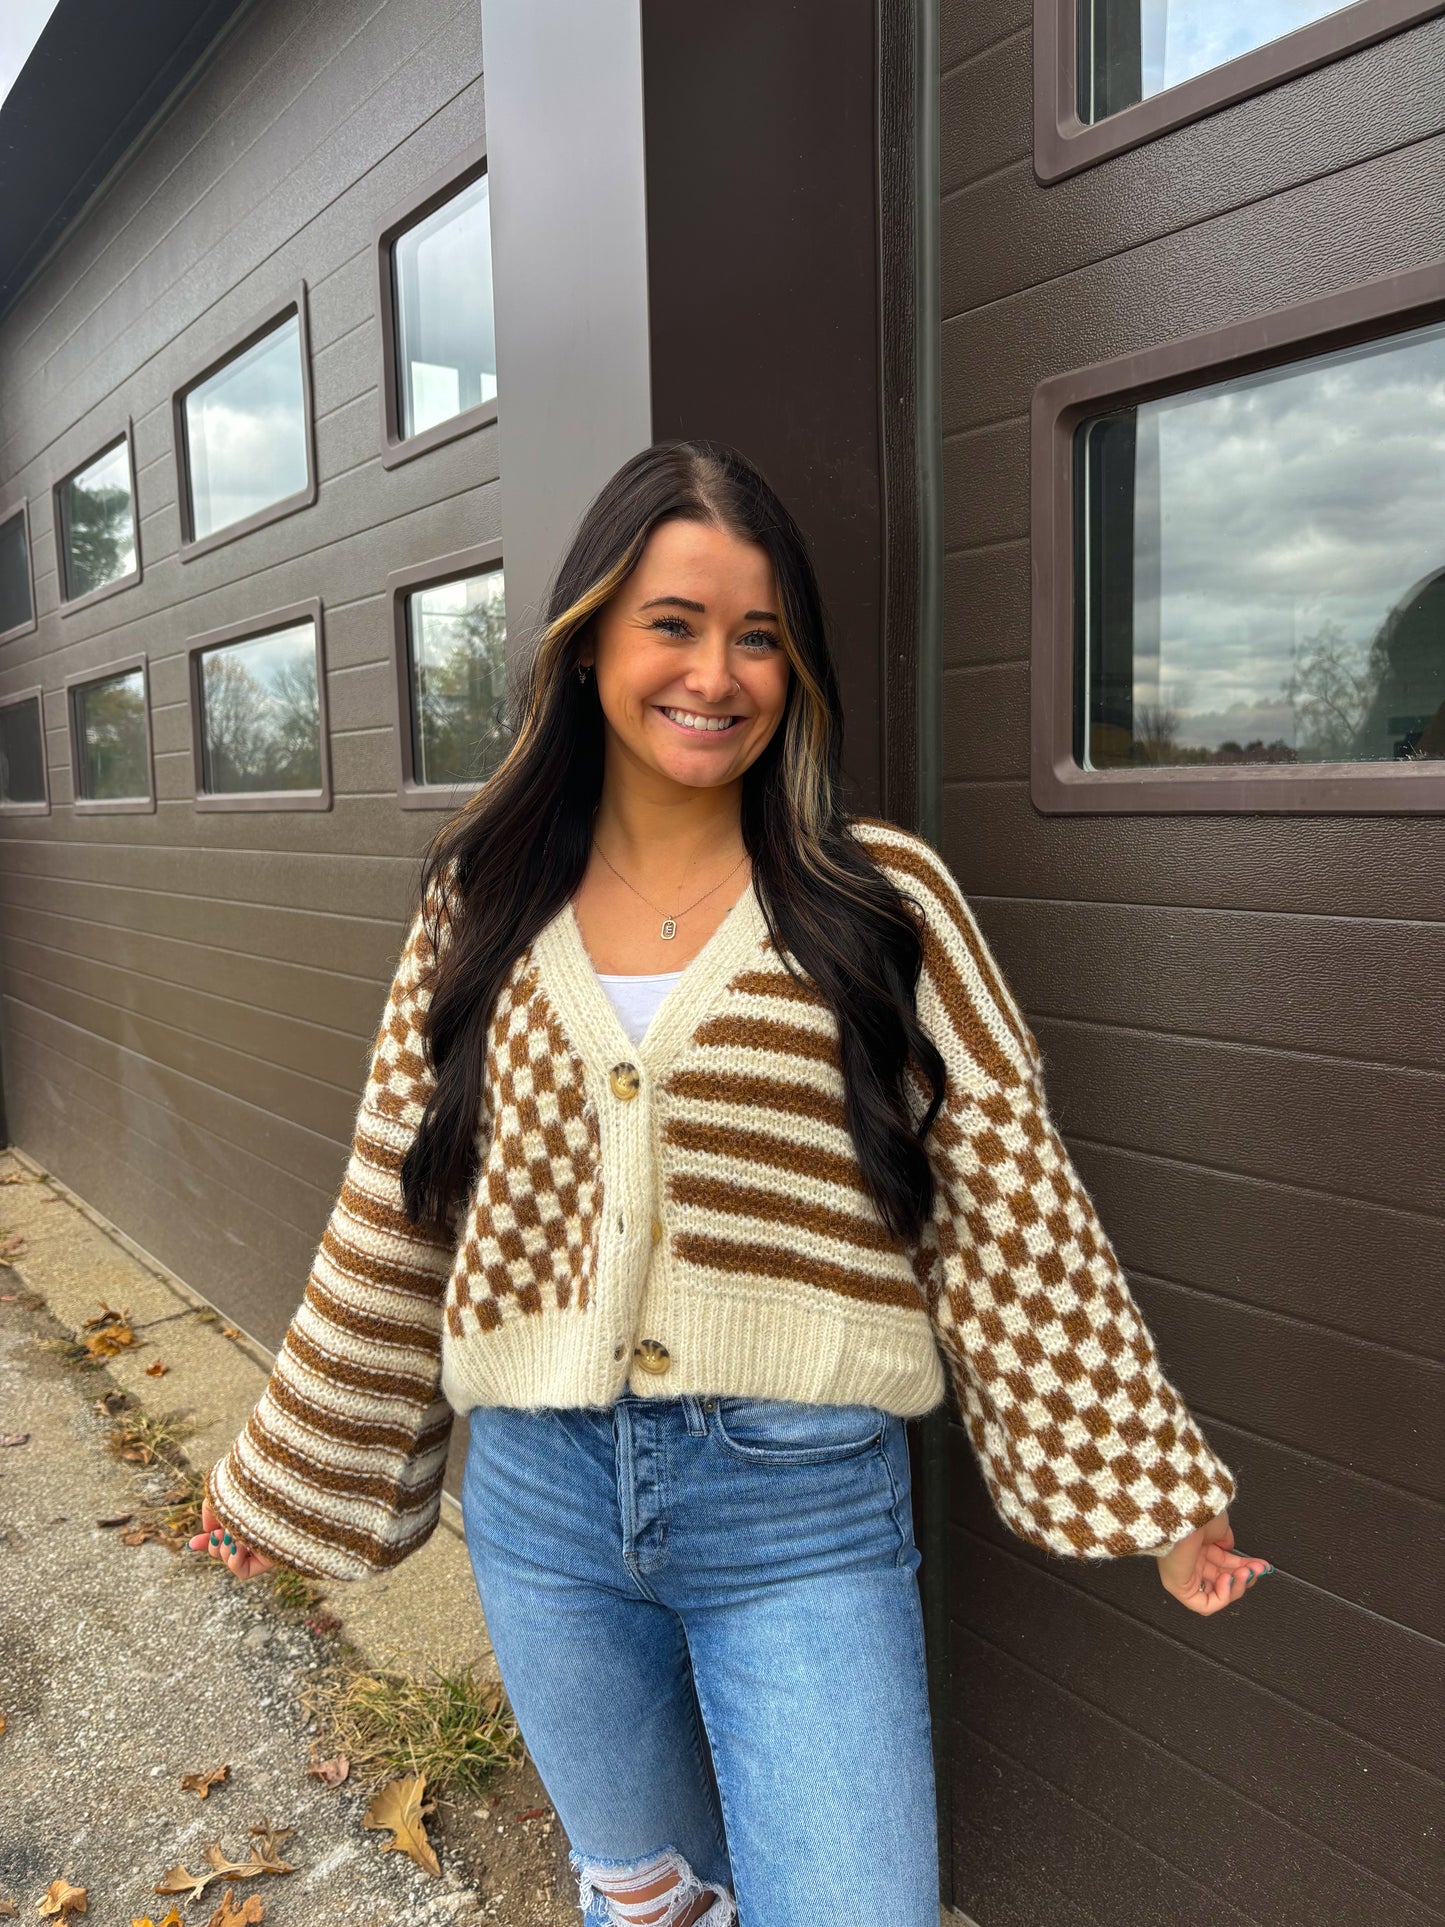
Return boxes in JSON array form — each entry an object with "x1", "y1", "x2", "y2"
[{"x1": 654, "y1": 705, "x2": 743, "y2": 735}]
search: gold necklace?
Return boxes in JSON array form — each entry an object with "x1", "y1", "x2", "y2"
[{"x1": 593, "y1": 841, "x2": 751, "y2": 940}]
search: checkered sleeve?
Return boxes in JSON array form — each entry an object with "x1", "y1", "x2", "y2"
[
  {"x1": 204, "y1": 865, "x2": 465, "y2": 1581},
  {"x1": 906, "y1": 842, "x2": 1236, "y2": 1560}
]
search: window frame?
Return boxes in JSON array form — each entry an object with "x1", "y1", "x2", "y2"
[
  {"x1": 0, "y1": 686, "x2": 51, "y2": 815},
  {"x1": 185, "y1": 597, "x2": 332, "y2": 813},
  {"x1": 388, "y1": 538, "x2": 507, "y2": 808},
  {"x1": 52, "y1": 420, "x2": 142, "y2": 613},
  {"x1": 1034, "y1": 0, "x2": 1445, "y2": 183},
  {"x1": 1029, "y1": 258, "x2": 1445, "y2": 814},
  {"x1": 64, "y1": 652, "x2": 157, "y2": 817},
  {"x1": 0, "y1": 490, "x2": 38, "y2": 644},
  {"x1": 171, "y1": 283, "x2": 318, "y2": 562},
  {"x1": 374, "y1": 138, "x2": 498, "y2": 471}
]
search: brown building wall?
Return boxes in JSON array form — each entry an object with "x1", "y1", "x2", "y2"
[
  {"x1": 934, "y1": 5, "x2": 1445, "y2": 1922},
  {"x1": 0, "y1": 0, "x2": 495, "y2": 1357}
]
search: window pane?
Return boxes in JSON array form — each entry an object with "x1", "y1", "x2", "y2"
[
  {"x1": 62, "y1": 440, "x2": 136, "y2": 599},
  {"x1": 0, "y1": 510, "x2": 31, "y2": 633},
  {"x1": 1080, "y1": 1, "x2": 1351, "y2": 121},
  {"x1": 1076, "y1": 320, "x2": 1445, "y2": 770},
  {"x1": 394, "y1": 173, "x2": 497, "y2": 439},
  {"x1": 197, "y1": 621, "x2": 323, "y2": 794},
  {"x1": 406, "y1": 568, "x2": 508, "y2": 785},
  {"x1": 0, "y1": 696, "x2": 45, "y2": 805},
  {"x1": 77, "y1": 668, "x2": 148, "y2": 801},
  {"x1": 184, "y1": 313, "x2": 309, "y2": 541}
]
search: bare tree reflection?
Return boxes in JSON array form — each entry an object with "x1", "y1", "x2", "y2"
[{"x1": 200, "y1": 642, "x2": 322, "y2": 793}]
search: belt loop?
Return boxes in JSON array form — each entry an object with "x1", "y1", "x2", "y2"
[{"x1": 682, "y1": 1393, "x2": 707, "y2": 1437}]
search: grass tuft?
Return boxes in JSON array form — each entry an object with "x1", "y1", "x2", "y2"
[{"x1": 296, "y1": 1651, "x2": 524, "y2": 1800}]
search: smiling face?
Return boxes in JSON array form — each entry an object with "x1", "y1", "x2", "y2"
[{"x1": 578, "y1": 517, "x2": 792, "y2": 794}]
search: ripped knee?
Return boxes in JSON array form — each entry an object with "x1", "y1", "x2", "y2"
[{"x1": 570, "y1": 1843, "x2": 737, "y2": 1927}]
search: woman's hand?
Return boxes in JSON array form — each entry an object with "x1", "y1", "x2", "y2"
[
  {"x1": 1156, "y1": 1509, "x2": 1271, "y2": 1615},
  {"x1": 187, "y1": 1495, "x2": 278, "y2": 1581}
]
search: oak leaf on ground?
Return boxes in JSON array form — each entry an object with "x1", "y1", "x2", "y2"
[
  {"x1": 362, "y1": 1774, "x2": 441, "y2": 1876},
  {"x1": 206, "y1": 1894, "x2": 264, "y2": 1925},
  {"x1": 38, "y1": 1878, "x2": 87, "y2": 1918},
  {"x1": 180, "y1": 1765, "x2": 231, "y2": 1799}
]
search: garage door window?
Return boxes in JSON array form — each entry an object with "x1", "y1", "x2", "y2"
[
  {"x1": 174, "y1": 288, "x2": 317, "y2": 559},
  {"x1": 1031, "y1": 262, "x2": 1445, "y2": 811},
  {"x1": 388, "y1": 542, "x2": 508, "y2": 806},
  {"x1": 0, "y1": 500, "x2": 35, "y2": 643},
  {"x1": 69, "y1": 660, "x2": 154, "y2": 811},
  {"x1": 1037, "y1": 1, "x2": 1441, "y2": 180},
  {"x1": 55, "y1": 430, "x2": 140, "y2": 609},
  {"x1": 187, "y1": 601, "x2": 331, "y2": 812},
  {"x1": 376, "y1": 141, "x2": 498, "y2": 468},
  {"x1": 0, "y1": 690, "x2": 48, "y2": 812}
]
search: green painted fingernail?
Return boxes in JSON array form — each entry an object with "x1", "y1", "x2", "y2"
[{"x1": 222, "y1": 1533, "x2": 233, "y2": 1546}]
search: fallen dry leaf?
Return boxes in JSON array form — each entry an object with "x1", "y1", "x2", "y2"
[
  {"x1": 305, "y1": 1754, "x2": 349, "y2": 1787},
  {"x1": 0, "y1": 1231, "x2": 27, "y2": 1267},
  {"x1": 180, "y1": 1764, "x2": 231, "y2": 1799},
  {"x1": 0, "y1": 1169, "x2": 30, "y2": 1183},
  {"x1": 221, "y1": 1326, "x2": 243, "y2": 1340},
  {"x1": 93, "y1": 1390, "x2": 130, "y2": 1416},
  {"x1": 205, "y1": 1894, "x2": 263, "y2": 1927},
  {"x1": 96, "y1": 1513, "x2": 136, "y2": 1528},
  {"x1": 362, "y1": 1774, "x2": 440, "y2": 1876},
  {"x1": 152, "y1": 1866, "x2": 210, "y2": 1905},
  {"x1": 145, "y1": 1360, "x2": 170, "y2": 1377},
  {"x1": 243, "y1": 1819, "x2": 296, "y2": 1868},
  {"x1": 0, "y1": 1898, "x2": 16, "y2": 1916},
  {"x1": 81, "y1": 1302, "x2": 137, "y2": 1359},
  {"x1": 38, "y1": 1878, "x2": 87, "y2": 1918},
  {"x1": 130, "y1": 1911, "x2": 183, "y2": 1927},
  {"x1": 0, "y1": 1713, "x2": 7, "y2": 1736},
  {"x1": 0, "y1": 1433, "x2": 28, "y2": 1447}
]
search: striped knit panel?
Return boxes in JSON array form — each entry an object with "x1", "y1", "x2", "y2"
[
  {"x1": 854, "y1": 821, "x2": 1237, "y2": 1559},
  {"x1": 204, "y1": 879, "x2": 460, "y2": 1581},
  {"x1": 658, "y1": 948, "x2": 928, "y2": 1319}
]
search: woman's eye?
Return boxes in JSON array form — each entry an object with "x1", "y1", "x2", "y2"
[{"x1": 647, "y1": 616, "x2": 778, "y2": 651}]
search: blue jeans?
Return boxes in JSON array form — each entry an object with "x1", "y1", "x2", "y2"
[{"x1": 460, "y1": 1390, "x2": 940, "y2": 1926}]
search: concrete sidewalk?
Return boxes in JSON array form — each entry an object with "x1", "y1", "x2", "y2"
[{"x1": 0, "y1": 1147, "x2": 574, "y2": 1925}]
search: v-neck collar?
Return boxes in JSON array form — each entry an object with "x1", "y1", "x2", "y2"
[{"x1": 532, "y1": 877, "x2": 769, "y2": 1079}]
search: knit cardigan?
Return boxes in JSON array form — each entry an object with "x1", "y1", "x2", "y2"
[{"x1": 204, "y1": 818, "x2": 1236, "y2": 1580}]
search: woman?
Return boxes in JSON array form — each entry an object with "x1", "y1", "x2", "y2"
[{"x1": 192, "y1": 440, "x2": 1270, "y2": 1927}]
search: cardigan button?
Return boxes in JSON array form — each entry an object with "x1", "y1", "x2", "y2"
[
  {"x1": 609, "y1": 1062, "x2": 640, "y2": 1101},
  {"x1": 634, "y1": 1338, "x2": 671, "y2": 1374}
]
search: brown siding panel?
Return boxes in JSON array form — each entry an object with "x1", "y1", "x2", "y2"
[{"x1": 937, "y1": 3, "x2": 1444, "y2": 1916}]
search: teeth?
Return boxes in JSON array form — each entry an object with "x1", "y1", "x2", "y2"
[{"x1": 660, "y1": 707, "x2": 737, "y2": 732}]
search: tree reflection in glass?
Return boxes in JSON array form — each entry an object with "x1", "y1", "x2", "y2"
[
  {"x1": 198, "y1": 621, "x2": 323, "y2": 794},
  {"x1": 77, "y1": 669, "x2": 148, "y2": 800},
  {"x1": 62, "y1": 441, "x2": 136, "y2": 600},
  {"x1": 407, "y1": 569, "x2": 509, "y2": 787}
]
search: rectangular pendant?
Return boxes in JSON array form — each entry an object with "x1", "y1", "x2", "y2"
[{"x1": 660, "y1": 918, "x2": 677, "y2": 939}]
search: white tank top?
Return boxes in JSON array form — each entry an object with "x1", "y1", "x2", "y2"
[{"x1": 595, "y1": 968, "x2": 684, "y2": 1048}]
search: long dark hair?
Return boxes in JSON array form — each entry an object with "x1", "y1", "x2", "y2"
[{"x1": 401, "y1": 439, "x2": 946, "y2": 1244}]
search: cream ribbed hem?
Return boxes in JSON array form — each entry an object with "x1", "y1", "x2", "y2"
[{"x1": 440, "y1": 1291, "x2": 947, "y2": 1417}]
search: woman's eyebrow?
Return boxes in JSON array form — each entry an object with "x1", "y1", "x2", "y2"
[{"x1": 639, "y1": 594, "x2": 780, "y2": 621}]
